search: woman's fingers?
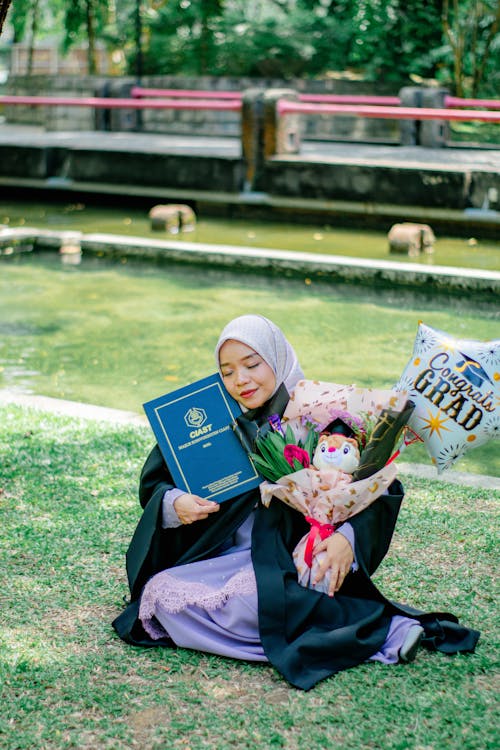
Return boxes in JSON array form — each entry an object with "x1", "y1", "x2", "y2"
[
  {"x1": 195, "y1": 497, "x2": 220, "y2": 513},
  {"x1": 174, "y1": 494, "x2": 220, "y2": 524},
  {"x1": 312, "y1": 532, "x2": 354, "y2": 596},
  {"x1": 314, "y1": 558, "x2": 349, "y2": 596}
]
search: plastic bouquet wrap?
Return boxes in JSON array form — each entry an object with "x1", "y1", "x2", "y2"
[{"x1": 248, "y1": 380, "x2": 414, "y2": 593}]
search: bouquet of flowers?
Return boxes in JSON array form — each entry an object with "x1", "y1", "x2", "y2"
[{"x1": 248, "y1": 380, "x2": 414, "y2": 593}]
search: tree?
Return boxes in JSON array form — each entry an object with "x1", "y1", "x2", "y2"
[
  {"x1": 7, "y1": 0, "x2": 64, "y2": 74},
  {"x1": 0, "y1": 0, "x2": 13, "y2": 36},
  {"x1": 144, "y1": 0, "x2": 225, "y2": 75},
  {"x1": 4, "y1": 0, "x2": 499, "y2": 97},
  {"x1": 442, "y1": 0, "x2": 500, "y2": 96},
  {"x1": 63, "y1": 0, "x2": 110, "y2": 74},
  {"x1": 347, "y1": 0, "x2": 444, "y2": 82},
  {"x1": 9, "y1": 0, "x2": 41, "y2": 74}
]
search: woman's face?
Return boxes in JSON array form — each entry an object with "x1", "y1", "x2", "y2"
[{"x1": 219, "y1": 339, "x2": 276, "y2": 410}]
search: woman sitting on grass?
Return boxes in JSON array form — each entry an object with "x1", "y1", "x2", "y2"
[{"x1": 112, "y1": 314, "x2": 479, "y2": 690}]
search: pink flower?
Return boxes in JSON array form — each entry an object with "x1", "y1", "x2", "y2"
[{"x1": 283, "y1": 444, "x2": 310, "y2": 469}]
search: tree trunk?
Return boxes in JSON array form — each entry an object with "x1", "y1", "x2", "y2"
[
  {"x1": 198, "y1": 4, "x2": 210, "y2": 74},
  {"x1": 27, "y1": 0, "x2": 40, "y2": 75},
  {"x1": 0, "y1": 0, "x2": 13, "y2": 36},
  {"x1": 442, "y1": 0, "x2": 465, "y2": 96},
  {"x1": 443, "y1": 0, "x2": 500, "y2": 97},
  {"x1": 472, "y1": 1, "x2": 500, "y2": 97},
  {"x1": 86, "y1": 0, "x2": 97, "y2": 74}
]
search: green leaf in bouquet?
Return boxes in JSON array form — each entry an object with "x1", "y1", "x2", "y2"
[
  {"x1": 255, "y1": 434, "x2": 283, "y2": 465},
  {"x1": 254, "y1": 432, "x2": 278, "y2": 456},
  {"x1": 256, "y1": 451, "x2": 289, "y2": 482},
  {"x1": 275, "y1": 455, "x2": 298, "y2": 476},
  {"x1": 263, "y1": 433, "x2": 295, "y2": 470},
  {"x1": 266, "y1": 430, "x2": 288, "y2": 453},
  {"x1": 249, "y1": 453, "x2": 282, "y2": 482},
  {"x1": 285, "y1": 424, "x2": 296, "y2": 445},
  {"x1": 253, "y1": 433, "x2": 291, "y2": 478},
  {"x1": 303, "y1": 427, "x2": 319, "y2": 460}
]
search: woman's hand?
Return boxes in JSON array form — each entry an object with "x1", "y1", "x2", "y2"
[
  {"x1": 173, "y1": 493, "x2": 220, "y2": 525},
  {"x1": 312, "y1": 532, "x2": 354, "y2": 597}
]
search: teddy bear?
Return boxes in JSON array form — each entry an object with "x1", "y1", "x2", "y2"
[{"x1": 312, "y1": 433, "x2": 360, "y2": 475}]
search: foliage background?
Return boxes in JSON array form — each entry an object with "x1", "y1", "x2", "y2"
[{"x1": 4, "y1": 0, "x2": 500, "y2": 97}]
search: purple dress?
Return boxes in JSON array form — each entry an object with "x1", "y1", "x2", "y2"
[
  {"x1": 138, "y1": 507, "x2": 417, "y2": 664},
  {"x1": 139, "y1": 514, "x2": 266, "y2": 661}
]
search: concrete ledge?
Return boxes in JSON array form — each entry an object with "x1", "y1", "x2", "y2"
[
  {"x1": 82, "y1": 232, "x2": 499, "y2": 298},
  {"x1": 265, "y1": 156, "x2": 500, "y2": 211},
  {"x1": 1, "y1": 226, "x2": 498, "y2": 299},
  {"x1": 0, "y1": 389, "x2": 148, "y2": 427},
  {"x1": 1, "y1": 388, "x2": 497, "y2": 491},
  {"x1": 397, "y1": 461, "x2": 500, "y2": 491},
  {"x1": 0, "y1": 129, "x2": 499, "y2": 236}
]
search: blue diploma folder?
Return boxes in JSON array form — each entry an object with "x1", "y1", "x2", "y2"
[{"x1": 143, "y1": 373, "x2": 261, "y2": 503}]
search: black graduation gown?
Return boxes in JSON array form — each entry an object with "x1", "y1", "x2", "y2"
[{"x1": 112, "y1": 446, "x2": 480, "y2": 691}]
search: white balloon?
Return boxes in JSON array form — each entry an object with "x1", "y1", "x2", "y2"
[{"x1": 396, "y1": 322, "x2": 499, "y2": 473}]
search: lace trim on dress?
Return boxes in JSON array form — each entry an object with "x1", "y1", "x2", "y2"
[{"x1": 139, "y1": 564, "x2": 257, "y2": 640}]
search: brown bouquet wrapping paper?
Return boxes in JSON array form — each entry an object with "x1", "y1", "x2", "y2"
[{"x1": 258, "y1": 380, "x2": 410, "y2": 593}]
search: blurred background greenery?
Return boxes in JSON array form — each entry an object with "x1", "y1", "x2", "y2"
[{"x1": 2, "y1": 1, "x2": 499, "y2": 98}]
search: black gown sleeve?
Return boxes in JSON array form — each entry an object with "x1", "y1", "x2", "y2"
[
  {"x1": 138, "y1": 444, "x2": 174, "y2": 509},
  {"x1": 348, "y1": 478, "x2": 405, "y2": 576}
]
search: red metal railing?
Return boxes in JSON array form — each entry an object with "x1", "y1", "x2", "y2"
[
  {"x1": 131, "y1": 86, "x2": 401, "y2": 106},
  {"x1": 130, "y1": 87, "x2": 500, "y2": 110},
  {"x1": 277, "y1": 99, "x2": 500, "y2": 122},
  {"x1": 131, "y1": 86, "x2": 242, "y2": 101},
  {"x1": 0, "y1": 94, "x2": 242, "y2": 111},
  {"x1": 1, "y1": 93, "x2": 499, "y2": 123},
  {"x1": 299, "y1": 93, "x2": 401, "y2": 105},
  {"x1": 445, "y1": 96, "x2": 500, "y2": 110}
]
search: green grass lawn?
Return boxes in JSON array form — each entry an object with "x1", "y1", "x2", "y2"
[{"x1": 1, "y1": 405, "x2": 498, "y2": 749}]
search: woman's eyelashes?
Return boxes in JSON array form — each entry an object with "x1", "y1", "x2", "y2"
[{"x1": 222, "y1": 360, "x2": 261, "y2": 378}]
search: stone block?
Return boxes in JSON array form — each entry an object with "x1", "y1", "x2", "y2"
[
  {"x1": 241, "y1": 87, "x2": 300, "y2": 192},
  {"x1": 398, "y1": 86, "x2": 450, "y2": 148},
  {"x1": 388, "y1": 222, "x2": 435, "y2": 256},
  {"x1": 398, "y1": 86, "x2": 423, "y2": 145},
  {"x1": 0, "y1": 145, "x2": 48, "y2": 178},
  {"x1": 263, "y1": 88, "x2": 301, "y2": 159},
  {"x1": 419, "y1": 88, "x2": 450, "y2": 148},
  {"x1": 265, "y1": 158, "x2": 471, "y2": 209},
  {"x1": 241, "y1": 88, "x2": 266, "y2": 191},
  {"x1": 59, "y1": 231, "x2": 83, "y2": 265},
  {"x1": 67, "y1": 149, "x2": 245, "y2": 192},
  {"x1": 149, "y1": 204, "x2": 196, "y2": 234}
]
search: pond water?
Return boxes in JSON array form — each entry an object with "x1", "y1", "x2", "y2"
[
  {"x1": 1, "y1": 198, "x2": 499, "y2": 271},
  {"x1": 1, "y1": 250, "x2": 498, "y2": 477}
]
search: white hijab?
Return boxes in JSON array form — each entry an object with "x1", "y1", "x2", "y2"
[{"x1": 215, "y1": 314, "x2": 304, "y2": 395}]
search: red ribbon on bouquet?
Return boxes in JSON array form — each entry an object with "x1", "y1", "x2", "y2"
[{"x1": 303, "y1": 516, "x2": 338, "y2": 568}]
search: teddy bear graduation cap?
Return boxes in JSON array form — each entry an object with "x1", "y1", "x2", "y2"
[{"x1": 322, "y1": 417, "x2": 359, "y2": 439}]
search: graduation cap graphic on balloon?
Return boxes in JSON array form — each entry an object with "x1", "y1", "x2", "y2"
[{"x1": 455, "y1": 353, "x2": 494, "y2": 389}]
